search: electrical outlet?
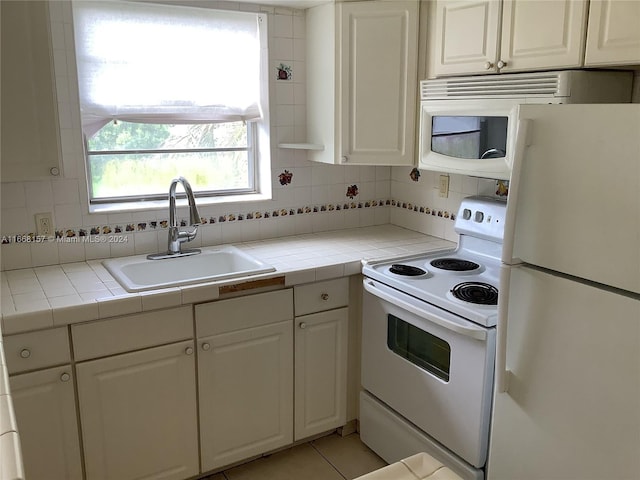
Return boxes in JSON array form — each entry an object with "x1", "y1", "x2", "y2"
[
  {"x1": 439, "y1": 175, "x2": 450, "y2": 198},
  {"x1": 35, "y1": 212, "x2": 53, "y2": 236}
]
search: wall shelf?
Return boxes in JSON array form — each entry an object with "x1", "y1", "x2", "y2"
[{"x1": 278, "y1": 143, "x2": 324, "y2": 151}]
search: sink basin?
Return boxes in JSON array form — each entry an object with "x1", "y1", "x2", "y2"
[{"x1": 103, "y1": 246, "x2": 276, "y2": 292}]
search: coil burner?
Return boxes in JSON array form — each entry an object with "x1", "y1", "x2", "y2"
[
  {"x1": 389, "y1": 264, "x2": 428, "y2": 277},
  {"x1": 451, "y1": 282, "x2": 498, "y2": 305},
  {"x1": 430, "y1": 258, "x2": 480, "y2": 272}
]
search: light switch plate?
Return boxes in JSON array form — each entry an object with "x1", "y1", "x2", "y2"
[{"x1": 439, "y1": 175, "x2": 449, "y2": 198}]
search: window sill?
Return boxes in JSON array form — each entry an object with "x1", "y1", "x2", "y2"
[{"x1": 89, "y1": 192, "x2": 272, "y2": 215}]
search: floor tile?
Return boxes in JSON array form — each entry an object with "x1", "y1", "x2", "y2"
[
  {"x1": 224, "y1": 443, "x2": 344, "y2": 480},
  {"x1": 312, "y1": 433, "x2": 387, "y2": 480}
]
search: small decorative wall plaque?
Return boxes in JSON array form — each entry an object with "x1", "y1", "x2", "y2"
[
  {"x1": 346, "y1": 185, "x2": 359, "y2": 199},
  {"x1": 276, "y1": 63, "x2": 292, "y2": 80},
  {"x1": 496, "y1": 180, "x2": 509, "y2": 197},
  {"x1": 278, "y1": 169, "x2": 293, "y2": 185}
]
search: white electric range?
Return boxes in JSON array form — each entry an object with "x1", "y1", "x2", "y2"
[{"x1": 360, "y1": 196, "x2": 507, "y2": 480}]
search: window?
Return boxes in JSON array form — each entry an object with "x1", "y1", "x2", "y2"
[
  {"x1": 387, "y1": 314, "x2": 451, "y2": 382},
  {"x1": 73, "y1": 1, "x2": 269, "y2": 208},
  {"x1": 86, "y1": 121, "x2": 255, "y2": 202}
]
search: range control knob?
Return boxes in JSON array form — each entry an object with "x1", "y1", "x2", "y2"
[{"x1": 463, "y1": 209, "x2": 472, "y2": 220}]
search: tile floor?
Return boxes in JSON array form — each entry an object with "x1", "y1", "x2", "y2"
[{"x1": 204, "y1": 433, "x2": 387, "y2": 480}]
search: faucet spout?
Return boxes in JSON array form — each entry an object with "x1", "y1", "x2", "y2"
[
  {"x1": 147, "y1": 176, "x2": 202, "y2": 260},
  {"x1": 169, "y1": 176, "x2": 201, "y2": 229}
]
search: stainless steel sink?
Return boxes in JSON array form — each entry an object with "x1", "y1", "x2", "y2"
[{"x1": 103, "y1": 246, "x2": 275, "y2": 292}]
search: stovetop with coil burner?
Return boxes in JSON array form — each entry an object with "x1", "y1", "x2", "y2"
[{"x1": 362, "y1": 196, "x2": 507, "y2": 327}]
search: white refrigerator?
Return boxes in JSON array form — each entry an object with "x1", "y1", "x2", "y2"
[{"x1": 487, "y1": 104, "x2": 640, "y2": 479}]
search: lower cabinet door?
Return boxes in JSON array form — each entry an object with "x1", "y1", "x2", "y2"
[
  {"x1": 76, "y1": 341, "x2": 199, "y2": 480},
  {"x1": 294, "y1": 307, "x2": 348, "y2": 440},
  {"x1": 198, "y1": 320, "x2": 293, "y2": 472},
  {"x1": 10, "y1": 366, "x2": 83, "y2": 480}
]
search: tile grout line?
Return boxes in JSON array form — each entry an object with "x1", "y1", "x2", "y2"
[{"x1": 309, "y1": 441, "x2": 348, "y2": 480}]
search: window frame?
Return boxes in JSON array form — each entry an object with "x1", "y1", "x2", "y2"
[
  {"x1": 71, "y1": 2, "x2": 272, "y2": 213},
  {"x1": 85, "y1": 120, "x2": 259, "y2": 206}
]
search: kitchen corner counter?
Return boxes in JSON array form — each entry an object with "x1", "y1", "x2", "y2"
[{"x1": 1, "y1": 225, "x2": 454, "y2": 336}]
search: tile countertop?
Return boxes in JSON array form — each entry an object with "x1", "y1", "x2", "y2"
[{"x1": 1, "y1": 225, "x2": 455, "y2": 336}]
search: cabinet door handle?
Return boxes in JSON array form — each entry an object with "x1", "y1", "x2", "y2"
[
  {"x1": 201, "y1": 342, "x2": 211, "y2": 351},
  {"x1": 60, "y1": 372, "x2": 71, "y2": 382},
  {"x1": 320, "y1": 293, "x2": 329, "y2": 301},
  {"x1": 484, "y1": 61, "x2": 494, "y2": 70},
  {"x1": 50, "y1": 167, "x2": 60, "y2": 176},
  {"x1": 299, "y1": 322, "x2": 307, "y2": 329},
  {"x1": 185, "y1": 346, "x2": 194, "y2": 355},
  {"x1": 497, "y1": 60, "x2": 507, "y2": 69},
  {"x1": 340, "y1": 156, "x2": 348, "y2": 164},
  {"x1": 20, "y1": 349, "x2": 31, "y2": 359}
]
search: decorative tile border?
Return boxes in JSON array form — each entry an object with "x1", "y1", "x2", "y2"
[{"x1": 0, "y1": 198, "x2": 457, "y2": 245}]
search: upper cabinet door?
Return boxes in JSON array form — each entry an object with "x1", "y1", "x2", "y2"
[
  {"x1": 339, "y1": 0, "x2": 419, "y2": 165},
  {"x1": 1, "y1": 1, "x2": 62, "y2": 181},
  {"x1": 500, "y1": 0, "x2": 588, "y2": 72},
  {"x1": 585, "y1": 0, "x2": 640, "y2": 66},
  {"x1": 433, "y1": 0, "x2": 501, "y2": 76}
]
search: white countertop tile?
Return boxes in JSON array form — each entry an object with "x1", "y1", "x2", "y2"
[{"x1": 1, "y1": 226, "x2": 453, "y2": 334}]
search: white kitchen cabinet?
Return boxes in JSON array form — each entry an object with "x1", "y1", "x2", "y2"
[
  {"x1": 1, "y1": 0, "x2": 62, "y2": 181},
  {"x1": 305, "y1": 0, "x2": 418, "y2": 166},
  {"x1": 432, "y1": 0, "x2": 501, "y2": 76},
  {"x1": 585, "y1": 0, "x2": 640, "y2": 66},
  {"x1": 73, "y1": 307, "x2": 198, "y2": 480},
  {"x1": 5, "y1": 328, "x2": 82, "y2": 480},
  {"x1": 432, "y1": 0, "x2": 588, "y2": 76},
  {"x1": 76, "y1": 341, "x2": 199, "y2": 480},
  {"x1": 294, "y1": 278, "x2": 349, "y2": 440},
  {"x1": 9, "y1": 368, "x2": 81, "y2": 480},
  {"x1": 195, "y1": 289, "x2": 294, "y2": 472}
]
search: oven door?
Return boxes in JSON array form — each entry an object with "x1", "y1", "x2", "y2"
[{"x1": 362, "y1": 279, "x2": 495, "y2": 468}]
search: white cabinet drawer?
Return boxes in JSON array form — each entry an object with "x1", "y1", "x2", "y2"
[
  {"x1": 196, "y1": 289, "x2": 293, "y2": 337},
  {"x1": 294, "y1": 278, "x2": 349, "y2": 316},
  {"x1": 72, "y1": 306, "x2": 193, "y2": 361},
  {"x1": 4, "y1": 328, "x2": 70, "y2": 375}
]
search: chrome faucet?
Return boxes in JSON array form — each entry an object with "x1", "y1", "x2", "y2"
[{"x1": 147, "y1": 176, "x2": 201, "y2": 260}]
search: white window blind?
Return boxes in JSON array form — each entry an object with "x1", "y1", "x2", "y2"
[{"x1": 73, "y1": 1, "x2": 265, "y2": 137}]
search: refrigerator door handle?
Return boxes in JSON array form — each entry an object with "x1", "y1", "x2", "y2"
[
  {"x1": 496, "y1": 265, "x2": 513, "y2": 393},
  {"x1": 501, "y1": 117, "x2": 532, "y2": 264}
]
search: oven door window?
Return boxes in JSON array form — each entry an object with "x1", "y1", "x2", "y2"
[
  {"x1": 387, "y1": 314, "x2": 451, "y2": 382},
  {"x1": 431, "y1": 116, "x2": 508, "y2": 160}
]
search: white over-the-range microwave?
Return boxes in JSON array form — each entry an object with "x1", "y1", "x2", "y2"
[{"x1": 418, "y1": 70, "x2": 633, "y2": 180}]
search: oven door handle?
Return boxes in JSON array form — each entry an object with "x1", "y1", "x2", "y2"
[{"x1": 363, "y1": 280, "x2": 487, "y2": 341}]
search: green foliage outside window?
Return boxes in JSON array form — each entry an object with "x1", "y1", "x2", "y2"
[{"x1": 87, "y1": 121, "x2": 251, "y2": 200}]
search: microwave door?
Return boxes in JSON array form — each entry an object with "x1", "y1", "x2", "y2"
[{"x1": 419, "y1": 102, "x2": 517, "y2": 180}]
